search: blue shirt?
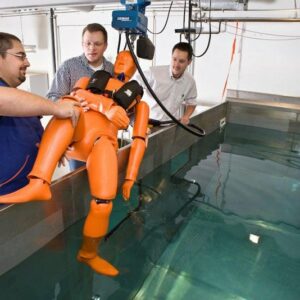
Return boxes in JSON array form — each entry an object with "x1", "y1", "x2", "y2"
[{"x1": 0, "y1": 80, "x2": 44, "y2": 195}]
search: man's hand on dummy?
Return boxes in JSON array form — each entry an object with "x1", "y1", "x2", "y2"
[
  {"x1": 122, "y1": 179, "x2": 135, "y2": 201},
  {"x1": 54, "y1": 96, "x2": 88, "y2": 127},
  {"x1": 53, "y1": 100, "x2": 80, "y2": 127},
  {"x1": 58, "y1": 146, "x2": 73, "y2": 168},
  {"x1": 105, "y1": 106, "x2": 130, "y2": 129},
  {"x1": 58, "y1": 154, "x2": 68, "y2": 168}
]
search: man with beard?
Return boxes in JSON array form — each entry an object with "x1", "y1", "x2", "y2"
[{"x1": 0, "y1": 32, "x2": 80, "y2": 195}]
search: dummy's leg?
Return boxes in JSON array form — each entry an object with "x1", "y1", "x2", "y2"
[
  {"x1": 0, "y1": 116, "x2": 78, "y2": 203},
  {"x1": 77, "y1": 136, "x2": 119, "y2": 276}
]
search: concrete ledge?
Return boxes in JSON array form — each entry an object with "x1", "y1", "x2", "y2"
[
  {"x1": 227, "y1": 89, "x2": 300, "y2": 106},
  {"x1": 226, "y1": 90, "x2": 300, "y2": 133}
]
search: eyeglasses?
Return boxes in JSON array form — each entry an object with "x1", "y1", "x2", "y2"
[
  {"x1": 0, "y1": 51, "x2": 28, "y2": 61},
  {"x1": 82, "y1": 41, "x2": 104, "y2": 48}
]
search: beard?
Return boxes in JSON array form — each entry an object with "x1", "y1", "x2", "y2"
[
  {"x1": 18, "y1": 74, "x2": 26, "y2": 83},
  {"x1": 18, "y1": 67, "x2": 27, "y2": 83}
]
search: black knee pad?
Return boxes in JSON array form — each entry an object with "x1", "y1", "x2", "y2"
[
  {"x1": 87, "y1": 70, "x2": 112, "y2": 94},
  {"x1": 113, "y1": 80, "x2": 143, "y2": 110}
]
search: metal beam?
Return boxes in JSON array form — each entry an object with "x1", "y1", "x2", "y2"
[{"x1": 197, "y1": 17, "x2": 300, "y2": 22}]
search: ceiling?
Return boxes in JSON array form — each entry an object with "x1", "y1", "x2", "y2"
[{"x1": 0, "y1": 0, "x2": 250, "y2": 11}]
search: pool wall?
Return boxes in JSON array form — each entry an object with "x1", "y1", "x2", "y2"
[{"x1": 1, "y1": 89, "x2": 299, "y2": 275}]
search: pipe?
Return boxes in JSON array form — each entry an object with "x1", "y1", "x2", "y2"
[
  {"x1": 125, "y1": 33, "x2": 205, "y2": 138},
  {"x1": 195, "y1": 17, "x2": 300, "y2": 22},
  {"x1": 50, "y1": 8, "x2": 57, "y2": 74}
]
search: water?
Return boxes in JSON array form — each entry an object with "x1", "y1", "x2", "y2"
[{"x1": 0, "y1": 124, "x2": 299, "y2": 300}]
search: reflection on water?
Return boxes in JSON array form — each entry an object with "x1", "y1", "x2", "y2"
[{"x1": 0, "y1": 124, "x2": 300, "y2": 300}]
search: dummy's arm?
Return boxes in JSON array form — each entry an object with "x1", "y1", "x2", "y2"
[
  {"x1": 71, "y1": 76, "x2": 115, "y2": 114},
  {"x1": 122, "y1": 101, "x2": 149, "y2": 200},
  {"x1": 74, "y1": 89, "x2": 129, "y2": 130}
]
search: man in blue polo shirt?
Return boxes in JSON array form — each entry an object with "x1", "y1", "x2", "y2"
[{"x1": 0, "y1": 32, "x2": 80, "y2": 196}]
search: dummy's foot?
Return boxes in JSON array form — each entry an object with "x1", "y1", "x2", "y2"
[
  {"x1": 77, "y1": 253, "x2": 119, "y2": 277},
  {"x1": 0, "y1": 178, "x2": 51, "y2": 204}
]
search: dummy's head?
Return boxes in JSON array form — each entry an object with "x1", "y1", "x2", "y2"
[{"x1": 114, "y1": 50, "x2": 136, "y2": 83}]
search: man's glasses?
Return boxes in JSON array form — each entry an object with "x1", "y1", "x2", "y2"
[
  {"x1": 82, "y1": 42, "x2": 104, "y2": 48},
  {"x1": 0, "y1": 51, "x2": 28, "y2": 61}
]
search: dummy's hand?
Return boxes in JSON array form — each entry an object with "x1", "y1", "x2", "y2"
[
  {"x1": 122, "y1": 179, "x2": 135, "y2": 201},
  {"x1": 83, "y1": 96, "x2": 101, "y2": 112},
  {"x1": 105, "y1": 106, "x2": 130, "y2": 129},
  {"x1": 69, "y1": 93, "x2": 89, "y2": 112},
  {"x1": 75, "y1": 92, "x2": 106, "y2": 113}
]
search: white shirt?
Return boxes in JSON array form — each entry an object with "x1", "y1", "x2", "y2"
[
  {"x1": 89, "y1": 62, "x2": 103, "y2": 72},
  {"x1": 133, "y1": 65, "x2": 198, "y2": 121}
]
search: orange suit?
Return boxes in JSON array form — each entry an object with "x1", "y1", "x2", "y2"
[{"x1": 0, "y1": 51, "x2": 149, "y2": 276}]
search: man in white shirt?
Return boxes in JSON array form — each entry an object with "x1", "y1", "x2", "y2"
[{"x1": 134, "y1": 42, "x2": 198, "y2": 125}]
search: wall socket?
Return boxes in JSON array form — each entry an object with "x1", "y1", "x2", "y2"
[{"x1": 219, "y1": 117, "x2": 226, "y2": 128}]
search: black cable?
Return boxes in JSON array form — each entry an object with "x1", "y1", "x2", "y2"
[
  {"x1": 125, "y1": 33, "x2": 205, "y2": 138},
  {"x1": 170, "y1": 176, "x2": 203, "y2": 200},
  {"x1": 136, "y1": 180, "x2": 162, "y2": 195},
  {"x1": 105, "y1": 191, "x2": 144, "y2": 240},
  {"x1": 188, "y1": 0, "x2": 192, "y2": 44},
  {"x1": 148, "y1": 118, "x2": 205, "y2": 136},
  {"x1": 147, "y1": 1, "x2": 173, "y2": 35},
  {"x1": 105, "y1": 180, "x2": 161, "y2": 240},
  {"x1": 188, "y1": 123, "x2": 206, "y2": 135},
  {"x1": 117, "y1": 32, "x2": 121, "y2": 53},
  {"x1": 50, "y1": 8, "x2": 57, "y2": 74},
  {"x1": 123, "y1": 40, "x2": 128, "y2": 51}
]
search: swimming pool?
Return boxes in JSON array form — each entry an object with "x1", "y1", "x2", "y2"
[{"x1": 0, "y1": 121, "x2": 299, "y2": 300}]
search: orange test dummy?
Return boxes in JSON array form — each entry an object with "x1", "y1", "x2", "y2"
[{"x1": 0, "y1": 51, "x2": 149, "y2": 277}]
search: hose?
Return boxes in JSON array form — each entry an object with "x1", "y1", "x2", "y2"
[
  {"x1": 148, "y1": 118, "x2": 205, "y2": 136},
  {"x1": 125, "y1": 33, "x2": 205, "y2": 138}
]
